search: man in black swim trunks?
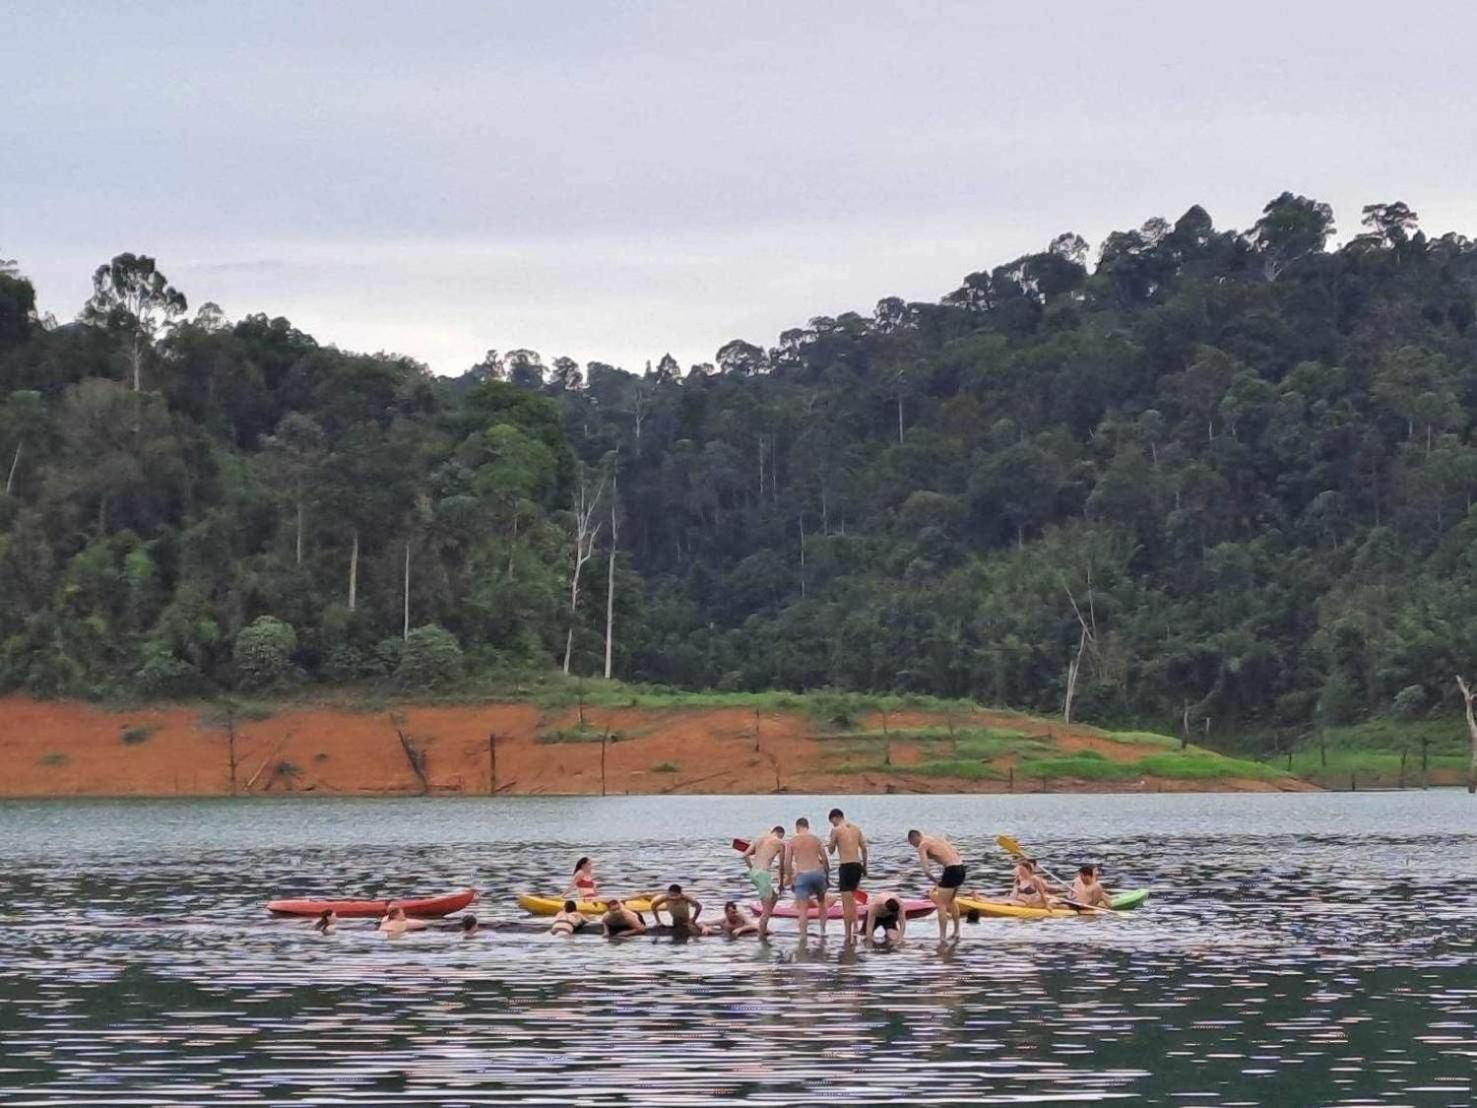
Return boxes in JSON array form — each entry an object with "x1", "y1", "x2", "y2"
[
  {"x1": 864, "y1": 893, "x2": 907, "y2": 944},
  {"x1": 907, "y1": 828, "x2": 965, "y2": 940},
  {"x1": 827, "y1": 807, "x2": 869, "y2": 944}
]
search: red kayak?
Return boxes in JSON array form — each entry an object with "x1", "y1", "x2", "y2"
[
  {"x1": 266, "y1": 888, "x2": 477, "y2": 919},
  {"x1": 755, "y1": 894, "x2": 936, "y2": 920}
]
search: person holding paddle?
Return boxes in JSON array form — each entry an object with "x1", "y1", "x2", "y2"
[
  {"x1": 740, "y1": 825, "x2": 786, "y2": 939},
  {"x1": 907, "y1": 829, "x2": 965, "y2": 940}
]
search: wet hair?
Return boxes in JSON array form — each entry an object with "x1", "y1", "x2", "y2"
[
  {"x1": 906, "y1": 829, "x2": 921, "y2": 844},
  {"x1": 574, "y1": 857, "x2": 591, "y2": 874},
  {"x1": 313, "y1": 909, "x2": 333, "y2": 932},
  {"x1": 796, "y1": 817, "x2": 810, "y2": 830},
  {"x1": 828, "y1": 808, "x2": 844, "y2": 821},
  {"x1": 884, "y1": 897, "x2": 901, "y2": 913},
  {"x1": 965, "y1": 909, "x2": 981, "y2": 924},
  {"x1": 460, "y1": 915, "x2": 477, "y2": 932},
  {"x1": 667, "y1": 883, "x2": 682, "y2": 894},
  {"x1": 771, "y1": 825, "x2": 785, "y2": 836},
  {"x1": 563, "y1": 900, "x2": 577, "y2": 913},
  {"x1": 723, "y1": 901, "x2": 737, "y2": 912},
  {"x1": 1078, "y1": 864, "x2": 1095, "y2": 877}
]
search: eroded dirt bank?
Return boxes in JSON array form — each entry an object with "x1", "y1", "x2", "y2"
[{"x1": 0, "y1": 696, "x2": 1318, "y2": 797}]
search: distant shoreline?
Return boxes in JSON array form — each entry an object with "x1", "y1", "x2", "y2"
[{"x1": 0, "y1": 694, "x2": 1326, "y2": 798}]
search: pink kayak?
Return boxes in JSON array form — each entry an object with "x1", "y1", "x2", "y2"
[
  {"x1": 266, "y1": 888, "x2": 477, "y2": 919},
  {"x1": 754, "y1": 897, "x2": 936, "y2": 920}
]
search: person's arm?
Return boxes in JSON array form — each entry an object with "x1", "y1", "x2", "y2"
[
  {"x1": 741, "y1": 839, "x2": 758, "y2": 869},
  {"x1": 781, "y1": 843, "x2": 793, "y2": 890},
  {"x1": 896, "y1": 910, "x2": 907, "y2": 942},
  {"x1": 864, "y1": 901, "x2": 878, "y2": 933},
  {"x1": 649, "y1": 894, "x2": 667, "y2": 925},
  {"x1": 689, "y1": 896, "x2": 703, "y2": 921},
  {"x1": 827, "y1": 827, "x2": 838, "y2": 855},
  {"x1": 859, "y1": 829, "x2": 869, "y2": 875},
  {"x1": 918, "y1": 845, "x2": 938, "y2": 884},
  {"x1": 627, "y1": 910, "x2": 646, "y2": 934}
]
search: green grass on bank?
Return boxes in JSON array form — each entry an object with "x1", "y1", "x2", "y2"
[
  {"x1": 1102, "y1": 729, "x2": 1181, "y2": 748},
  {"x1": 1016, "y1": 747, "x2": 1286, "y2": 783}
]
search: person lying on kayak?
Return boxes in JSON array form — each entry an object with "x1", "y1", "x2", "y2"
[
  {"x1": 565, "y1": 857, "x2": 599, "y2": 902},
  {"x1": 908, "y1": 829, "x2": 965, "y2": 940},
  {"x1": 312, "y1": 909, "x2": 336, "y2": 934},
  {"x1": 719, "y1": 901, "x2": 759, "y2": 937},
  {"x1": 649, "y1": 884, "x2": 707, "y2": 936},
  {"x1": 740, "y1": 825, "x2": 786, "y2": 939},
  {"x1": 864, "y1": 894, "x2": 907, "y2": 945},
  {"x1": 601, "y1": 899, "x2": 646, "y2": 938},
  {"x1": 1070, "y1": 865, "x2": 1112, "y2": 908},
  {"x1": 551, "y1": 900, "x2": 588, "y2": 936},
  {"x1": 378, "y1": 903, "x2": 428, "y2": 936}
]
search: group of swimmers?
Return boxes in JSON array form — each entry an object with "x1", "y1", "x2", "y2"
[
  {"x1": 553, "y1": 809, "x2": 1116, "y2": 945},
  {"x1": 310, "y1": 904, "x2": 484, "y2": 936}
]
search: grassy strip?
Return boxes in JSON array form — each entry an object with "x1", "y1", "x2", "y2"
[
  {"x1": 1017, "y1": 748, "x2": 1286, "y2": 782},
  {"x1": 536, "y1": 726, "x2": 623, "y2": 744},
  {"x1": 1102, "y1": 729, "x2": 1181, "y2": 748},
  {"x1": 834, "y1": 758, "x2": 1003, "y2": 780}
]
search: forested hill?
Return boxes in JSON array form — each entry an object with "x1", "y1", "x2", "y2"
[{"x1": 2, "y1": 194, "x2": 1476, "y2": 745}]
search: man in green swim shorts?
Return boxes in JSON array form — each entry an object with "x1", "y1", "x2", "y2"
[{"x1": 740, "y1": 824, "x2": 786, "y2": 938}]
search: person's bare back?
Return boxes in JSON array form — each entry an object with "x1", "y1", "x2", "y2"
[
  {"x1": 828, "y1": 819, "x2": 866, "y2": 865},
  {"x1": 788, "y1": 829, "x2": 827, "y2": 875}
]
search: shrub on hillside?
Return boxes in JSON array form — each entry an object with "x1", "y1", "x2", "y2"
[
  {"x1": 232, "y1": 616, "x2": 298, "y2": 689},
  {"x1": 394, "y1": 625, "x2": 464, "y2": 690}
]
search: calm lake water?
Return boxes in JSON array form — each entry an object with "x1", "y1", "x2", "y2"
[{"x1": 0, "y1": 793, "x2": 1473, "y2": 1106}]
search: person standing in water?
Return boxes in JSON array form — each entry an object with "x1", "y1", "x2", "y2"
[
  {"x1": 786, "y1": 817, "x2": 831, "y2": 938},
  {"x1": 907, "y1": 829, "x2": 965, "y2": 940},
  {"x1": 740, "y1": 825, "x2": 786, "y2": 939},
  {"x1": 827, "y1": 808, "x2": 869, "y2": 943}
]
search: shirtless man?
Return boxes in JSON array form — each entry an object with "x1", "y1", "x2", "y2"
[
  {"x1": 718, "y1": 901, "x2": 759, "y2": 937},
  {"x1": 907, "y1": 829, "x2": 965, "y2": 940},
  {"x1": 785, "y1": 817, "x2": 831, "y2": 938},
  {"x1": 601, "y1": 898, "x2": 646, "y2": 938},
  {"x1": 864, "y1": 893, "x2": 907, "y2": 945},
  {"x1": 740, "y1": 825, "x2": 786, "y2": 938},
  {"x1": 1070, "y1": 864, "x2": 1112, "y2": 908},
  {"x1": 827, "y1": 807, "x2": 869, "y2": 943},
  {"x1": 649, "y1": 884, "x2": 706, "y2": 936}
]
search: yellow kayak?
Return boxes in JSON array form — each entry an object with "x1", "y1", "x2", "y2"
[
  {"x1": 516, "y1": 892, "x2": 654, "y2": 916},
  {"x1": 959, "y1": 889, "x2": 1148, "y2": 919}
]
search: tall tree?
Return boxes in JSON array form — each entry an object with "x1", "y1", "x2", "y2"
[{"x1": 81, "y1": 253, "x2": 187, "y2": 392}]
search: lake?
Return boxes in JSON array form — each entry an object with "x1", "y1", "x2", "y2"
[{"x1": 0, "y1": 792, "x2": 1473, "y2": 1105}]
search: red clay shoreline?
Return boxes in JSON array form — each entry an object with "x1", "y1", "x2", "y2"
[{"x1": 0, "y1": 695, "x2": 1321, "y2": 798}]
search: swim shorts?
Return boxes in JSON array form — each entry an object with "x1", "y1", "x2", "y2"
[
  {"x1": 793, "y1": 869, "x2": 827, "y2": 899},
  {"x1": 748, "y1": 868, "x2": 776, "y2": 899},
  {"x1": 939, "y1": 864, "x2": 966, "y2": 889},
  {"x1": 837, "y1": 861, "x2": 864, "y2": 892}
]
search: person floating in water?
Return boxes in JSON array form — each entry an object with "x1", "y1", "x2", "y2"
[
  {"x1": 650, "y1": 884, "x2": 707, "y2": 936},
  {"x1": 378, "y1": 903, "x2": 427, "y2": 936},
  {"x1": 864, "y1": 893, "x2": 907, "y2": 945},
  {"x1": 601, "y1": 898, "x2": 646, "y2": 938},
  {"x1": 718, "y1": 901, "x2": 759, "y2": 937},
  {"x1": 827, "y1": 807, "x2": 868, "y2": 944},
  {"x1": 312, "y1": 909, "x2": 336, "y2": 934},
  {"x1": 740, "y1": 825, "x2": 786, "y2": 939},
  {"x1": 551, "y1": 900, "x2": 588, "y2": 936},
  {"x1": 458, "y1": 915, "x2": 481, "y2": 936},
  {"x1": 786, "y1": 817, "x2": 831, "y2": 939},
  {"x1": 566, "y1": 857, "x2": 599, "y2": 902},
  {"x1": 908, "y1": 828, "x2": 965, "y2": 940}
]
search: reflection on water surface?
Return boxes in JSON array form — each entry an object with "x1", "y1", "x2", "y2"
[{"x1": 0, "y1": 793, "x2": 1473, "y2": 1105}]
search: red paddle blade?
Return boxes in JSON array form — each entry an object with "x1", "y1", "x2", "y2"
[
  {"x1": 855, "y1": 889, "x2": 869, "y2": 904},
  {"x1": 732, "y1": 838, "x2": 750, "y2": 853}
]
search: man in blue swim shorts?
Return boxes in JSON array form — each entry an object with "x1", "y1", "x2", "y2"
[{"x1": 785, "y1": 817, "x2": 831, "y2": 938}]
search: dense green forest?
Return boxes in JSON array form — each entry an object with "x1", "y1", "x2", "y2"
[{"x1": 3, "y1": 193, "x2": 1475, "y2": 748}]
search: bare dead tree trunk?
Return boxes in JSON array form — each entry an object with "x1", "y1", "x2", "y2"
[
  {"x1": 295, "y1": 500, "x2": 303, "y2": 566},
  {"x1": 563, "y1": 467, "x2": 606, "y2": 675},
  {"x1": 347, "y1": 528, "x2": 359, "y2": 612},
  {"x1": 603, "y1": 471, "x2": 618, "y2": 680},
  {"x1": 5, "y1": 439, "x2": 20, "y2": 496},
  {"x1": 1456, "y1": 676, "x2": 1477, "y2": 794},
  {"x1": 402, "y1": 540, "x2": 411, "y2": 639},
  {"x1": 1063, "y1": 627, "x2": 1087, "y2": 724},
  {"x1": 130, "y1": 335, "x2": 144, "y2": 393},
  {"x1": 798, "y1": 511, "x2": 806, "y2": 598}
]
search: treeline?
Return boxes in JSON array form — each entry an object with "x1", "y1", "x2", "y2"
[{"x1": 2, "y1": 193, "x2": 1475, "y2": 745}]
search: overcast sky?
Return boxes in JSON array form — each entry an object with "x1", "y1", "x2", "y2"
[{"x1": 5, "y1": 1, "x2": 1476, "y2": 375}]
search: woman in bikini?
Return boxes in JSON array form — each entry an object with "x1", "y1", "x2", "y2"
[
  {"x1": 565, "y1": 857, "x2": 599, "y2": 903},
  {"x1": 550, "y1": 900, "x2": 589, "y2": 936}
]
